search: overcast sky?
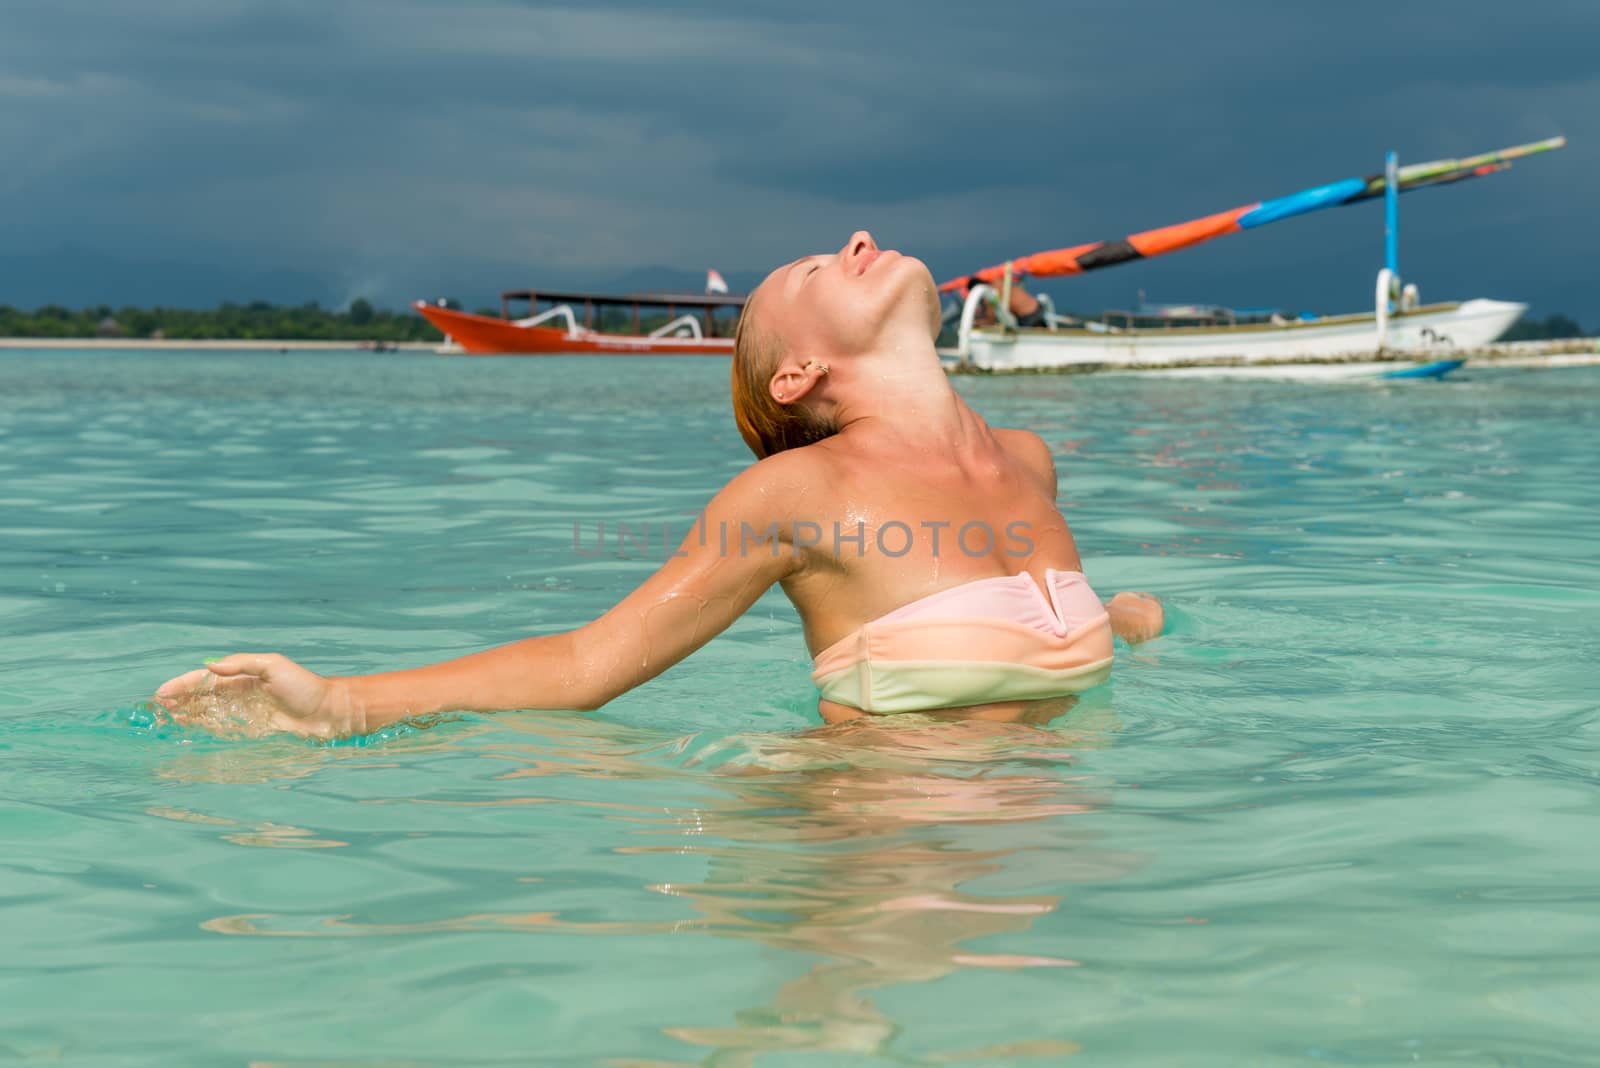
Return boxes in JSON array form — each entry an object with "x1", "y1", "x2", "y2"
[{"x1": 2, "y1": 0, "x2": 1595, "y2": 321}]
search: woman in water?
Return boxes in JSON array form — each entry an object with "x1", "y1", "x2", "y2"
[{"x1": 156, "y1": 232, "x2": 1163, "y2": 737}]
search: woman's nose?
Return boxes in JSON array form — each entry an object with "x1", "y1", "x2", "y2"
[{"x1": 840, "y1": 230, "x2": 877, "y2": 260}]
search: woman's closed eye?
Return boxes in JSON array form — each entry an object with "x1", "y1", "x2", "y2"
[{"x1": 786, "y1": 258, "x2": 823, "y2": 291}]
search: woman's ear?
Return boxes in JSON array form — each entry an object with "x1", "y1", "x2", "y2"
[{"x1": 768, "y1": 360, "x2": 829, "y2": 405}]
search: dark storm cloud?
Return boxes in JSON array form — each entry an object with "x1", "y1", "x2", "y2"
[{"x1": 0, "y1": 0, "x2": 1595, "y2": 321}]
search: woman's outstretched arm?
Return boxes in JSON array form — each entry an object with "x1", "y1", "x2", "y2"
[{"x1": 155, "y1": 459, "x2": 807, "y2": 738}]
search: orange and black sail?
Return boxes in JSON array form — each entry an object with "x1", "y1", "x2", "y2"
[{"x1": 942, "y1": 136, "x2": 1566, "y2": 292}]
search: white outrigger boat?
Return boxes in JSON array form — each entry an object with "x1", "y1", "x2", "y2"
[
  {"x1": 941, "y1": 138, "x2": 1564, "y2": 380},
  {"x1": 949, "y1": 279, "x2": 1526, "y2": 381}
]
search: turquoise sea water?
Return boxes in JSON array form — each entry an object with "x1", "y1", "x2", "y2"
[{"x1": 2, "y1": 349, "x2": 1598, "y2": 1066}]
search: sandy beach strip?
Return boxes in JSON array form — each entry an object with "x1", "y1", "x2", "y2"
[{"x1": 1466, "y1": 350, "x2": 1600, "y2": 370}]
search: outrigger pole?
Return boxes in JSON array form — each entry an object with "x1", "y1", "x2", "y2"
[{"x1": 942, "y1": 136, "x2": 1567, "y2": 292}]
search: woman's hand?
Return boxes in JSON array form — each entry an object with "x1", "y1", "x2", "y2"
[
  {"x1": 1106, "y1": 592, "x2": 1164, "y2": 644},
  {"x1": 153, "y1": 654, "x2": 354, "y2": 739}
]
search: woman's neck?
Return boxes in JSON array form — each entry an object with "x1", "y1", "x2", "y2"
[{"x1": 828, "y1": 339, "x2": 983, "y2": 450}]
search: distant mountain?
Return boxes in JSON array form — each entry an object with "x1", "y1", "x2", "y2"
[
  {"x1": 0, "y1": 247, "x2": 770, "y2": 311},
  {"x1": 0, "y1": 245, "x2": 332, "y2": 310}
]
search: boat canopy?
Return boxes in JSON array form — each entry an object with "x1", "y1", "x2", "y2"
[
  {"x1": 1100, "y1": 302, "x2": 1288, "y2": 329},
  {"x1": 942, "y1": 136, "x2": 1566, "y2": 292},
  {"x1": 501, "y1": 289, "x2": 745, "y2": 309},
  {"x1": 500, "y1": 288, "x2": 746, "y2": 329},
  {"x1": 1134, "y1": 302, "x2": 1281, "y2": 320}
]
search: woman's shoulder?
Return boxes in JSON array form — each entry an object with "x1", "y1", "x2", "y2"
[
  {"x1": 749, "y1": 441, "x2": 840, "y2": 484},
  {"x1": 991, "y1": 428, "x2": 1058, "y2": 496},
  {"x1": 710, "y1": 444, "x2": 838, "y2": 516}
]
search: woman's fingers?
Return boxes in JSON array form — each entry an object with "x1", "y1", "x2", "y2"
[
  {"x1": 154, "y1": 653, "x2": 278, "y2": 708},
  {"x1": 156, "y1": 667, "x2": 208, "y2": 694},
  {"x1": 154, "y1": 668, "x2": 213, "y2": 707},
  {"x1": 207, "y1": 653, "x2": 283, "y2": 678}
]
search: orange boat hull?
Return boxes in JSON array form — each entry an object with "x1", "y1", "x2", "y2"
[{"x1": 414, "y1": 302, "x2": 734, "y2": 356}]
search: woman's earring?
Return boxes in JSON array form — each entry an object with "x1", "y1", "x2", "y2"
[{"x1": 808, "y1": 362, "x2": 830, "y2": 376}]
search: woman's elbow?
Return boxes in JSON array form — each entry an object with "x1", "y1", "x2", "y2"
[
  {"x1": 570, "y1": 688, "x2": 612, "y2": 713},
  {"x1": 562, "y1": 627, "x2": 636, "y2": 711},
  {"x1": 554, "y1": 659, "x2": 623, "y2": 712}
]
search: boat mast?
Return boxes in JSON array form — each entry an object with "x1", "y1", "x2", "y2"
[
  {"x1": 1376, "y1": 150, "x2": 1402, "y2": 353},
  {"x1": 1384, "y1": 150, "x2": 1399, "y2": 284}
]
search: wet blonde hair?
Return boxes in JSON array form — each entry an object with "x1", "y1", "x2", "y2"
[{"x1": 730, "y1": 291, "x2": 837, "y2": 459}]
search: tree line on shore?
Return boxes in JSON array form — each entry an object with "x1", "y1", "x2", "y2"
[
  {"x1": 1499, "y1": 313, "x2": 1589, "y2": 341},
  {"x1": 0, "y1": 299, "x2": 445, "y2": 342}
]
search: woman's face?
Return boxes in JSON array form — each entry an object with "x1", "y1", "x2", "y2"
[{"x1": 749, "y1": 231, "x2": 940, "y2": 362}]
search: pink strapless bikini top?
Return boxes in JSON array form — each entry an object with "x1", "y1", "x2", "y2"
[{"x1": 810, "y1": 569, "x2": 1114, "y2": 714}]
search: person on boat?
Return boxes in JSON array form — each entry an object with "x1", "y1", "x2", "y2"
[
  {"x1": 154, "y1": 231, "x2": 1163, "y2": 738},
  {"x1": 965, "y1": 274, "x2": 1051, "y2": 329}
]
